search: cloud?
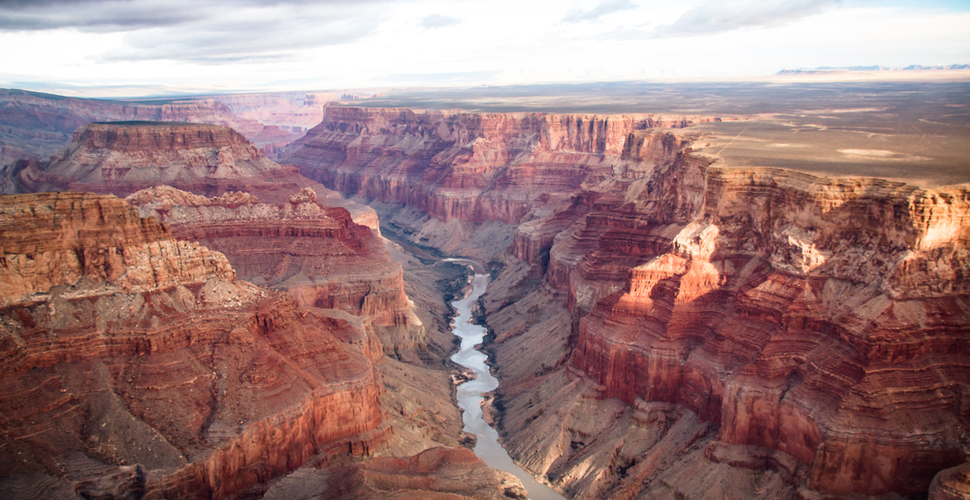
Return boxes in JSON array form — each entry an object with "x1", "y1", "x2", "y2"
[
  {"x1": 0, "y1": 0, "x2": 389, "y2": 32},
  {"x1": 0, "y1": 0, "x2": 199, "y2": 32},
  {"x1": 103, "y1": 13, "x2": 381, "y2": 64},
  {"x1": 0, "y1": 0, "x2": 387, "y2": 64},
  {"x1": 650, "y1": 0, "x2": 841, "y2": 38},
  {"x1": 561, "y1": 0, "x2": 637, "y2": 23},
  {"x1": 419, "y1": 13, "x2": 460, "y2": 29}
]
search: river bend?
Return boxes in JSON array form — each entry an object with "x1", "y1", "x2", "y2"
[{"x1": 449, "y1": 271, "x2": 565, "y2": 500}]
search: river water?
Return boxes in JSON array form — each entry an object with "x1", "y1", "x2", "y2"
[{"x1": 449, "y1": 272, "x2": 565, "y2": 500}]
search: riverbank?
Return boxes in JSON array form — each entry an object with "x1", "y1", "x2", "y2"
[{"x1": 450, "y1": 271, "x2": 566, "y2": 500}]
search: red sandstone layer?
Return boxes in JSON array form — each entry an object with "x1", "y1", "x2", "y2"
[
  {"x1": 0, "y1": 88, "x2": 315, "y2": 167},
  {"x1": 0, "y1": 192, "x2": 388, "y2": 499},
  {"x1": 284, "y1": 105, "x2": 712, "y2": 228},
  {"x1": 126, "y1": 186, "x2": 423, "y2": 356},
  {"x1": 562, "y1": 167, "x2": 970, "y2": 496}
]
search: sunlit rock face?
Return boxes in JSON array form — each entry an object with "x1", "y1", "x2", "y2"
[
  {"x1": 567, "y1": 167, "x2": 970, "y2": 496},
  {"x1": 0, "y1": 192, "x2": 388, "y2": 499},
  {"x1": 284, "y1": 105, "x2": 712, "y2": 225},
  {"x1": 2, "y1": 121, "x2": 332, "y2": 205},
  {"x1": 930, "y1": 461, "x2": 970, "y2": 500},
  {"x1": 126, "y1": 185, "x2": 424, "y2": 355},
  {"x1": 281, "y1": 103, "x2": 969, "y2": 498}
]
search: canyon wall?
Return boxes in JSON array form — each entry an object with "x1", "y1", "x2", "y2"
[
  {"x1": 283, "y1": 105, "x2": 710, "y2": 259},
  {"x1": 7, "y1": 122, "x2": 291, "y2": 199},
  {"x1": 126, "y1": 185, "x2": 425, "y2": 355},
  {"x1": 565, "y1": 167, "x2": 969, "y2": 495},
  {"x1": 0, "y1": 120, "x2": 518, "y2": 499},
  {"x1": 0, "y1": 192, "x2": 389, "y2": 499},
  {"x1": 283, "y1": 105, "x2": 970, "y2": 498},
  {"x1": 0, "y1": 88, "x2": 317, "y2": 167},
  {"x1": 2, "y1": 117, "x2": 428, "y2": 356},
  {"x1": 2, "y1": 119, "x2": 380, "y2": 210}
]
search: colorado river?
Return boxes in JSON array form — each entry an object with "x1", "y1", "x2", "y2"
[{"x1": 449, "y1": 270, "x2": 565, "y2": 500}]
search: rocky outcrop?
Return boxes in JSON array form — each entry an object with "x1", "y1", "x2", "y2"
[
  {"x1": 0, "y1": 191, "x2": 235, "y2": 307},
  {"x1": 930, "y1": 461, "x2": 970, "y2": 500},
  {"x1": 9, "y1": 122, "x2": 286, "y2": 196},
  {"x1": 3, "y1": 121, "x2": 365, "y2": 213},
  {"x1": 283, "y1": 105, "x2": 710, "y2": 257},
  {"x1": 0, "y1": 192, "x2": 388, "y2": 499},
  {"x1": 126, "y1": 186, "x2": 423, "y2": 354},
  {"x1": 271, "y1": 103, "x2": 970, "y2": 498},
  {"x1": 266, "y1": 446, "x2": 526, "y2": 500},
  {"x1": 0, "y1": 88, "x2": 320, "y2": 167},
  {"x1": 513, "y1": 165, "x2": 970, "y2": 497}
]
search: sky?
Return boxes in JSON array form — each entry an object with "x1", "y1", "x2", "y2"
[{"x1": 0, "y1": 0, "x2": 968, "y2": 96}]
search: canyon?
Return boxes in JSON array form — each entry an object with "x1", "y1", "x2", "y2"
[
  {"x1": 124, "y1": 185, "x2": 422, "y2": 355},
  {"x1": 0, "y1": 120, "x2": 517, "y2": 498},
  {"x1": 0, "y1": 191, "x2": 388, "y2": 499},
  {"x1": 2, "y1": 122, "x2": 314, "y2": 203},
  {"x1": 0, "y1": 88, "x2": 334, "y2": 167},
  {"x1": 282, "y1": 103, "x2": 970, "y2": 499},
  {"x1": 0, "y1": 84, "x2": 967, "y2": 499}
]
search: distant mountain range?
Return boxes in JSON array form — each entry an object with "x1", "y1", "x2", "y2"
[{"x1": 778, "y1": 64, "x2": 969, "y2": 74}]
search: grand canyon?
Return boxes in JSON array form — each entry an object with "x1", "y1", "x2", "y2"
[{"x1": 0, "y1": 79, "x2": 967, "y2": 500}]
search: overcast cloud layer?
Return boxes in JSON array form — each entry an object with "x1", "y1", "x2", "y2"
[
  {"x1": 0, "y1": 0, "x2": 967, "y2": 94},
  {"x1": 650, "y1": 0, "x2": 842, "y2": 37}
]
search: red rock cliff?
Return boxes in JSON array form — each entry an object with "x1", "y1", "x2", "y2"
[
  {"x1": 567, "y1": 167, "x2": 970, "y2": 495},
  {"x1": 280, "y1": 104, "x2": 969, "y2": 498},
  {"x1": 0, "y1": 88, "x2": 313, "y2": 167},
  {"x1": 126, "y1": 186, "x2": 422, "y2": 352},
  {"x1": 1, "y1": 120, "x2": 352, "y2": 210},
  {"x1": 0, "y1": 192, "x2": 387, "y2": 499},
  {"x1": 283, "y1": 105, "x2": 712, "y2": 227},
  {"x1": 11, "y1": 122, "x2": 287, "y2": 197}
]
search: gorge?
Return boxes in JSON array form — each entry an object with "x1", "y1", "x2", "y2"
[
  {"x1": 281, "y1": 102, "x2": 970, "y2": 499},
  {"x1": 0, "y1": 83, "x2": 967, "y2": 499},
  {"x1": 450, "y1": 266, "x2": 564, "y2": 500}
]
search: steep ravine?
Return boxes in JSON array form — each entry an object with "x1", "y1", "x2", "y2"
[{"x1": 283, "y1": 105, "x2": 970, "y2": 499}]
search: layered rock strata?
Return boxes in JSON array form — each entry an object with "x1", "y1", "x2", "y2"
[
  {"x1": 502, "y1": 164, "x2": 970, "y2": 497},
  {"x1": 285, "y1": 105, "x2": 970, "y2": 498},
  {"x1": 283, "y1": 105, "x2": 711, "y2": 258},
  {"x1": 126, "y1": 185, "x2": 424, "y2": 354},
  {"x1": 7, "y1": 122, "x2": 301, "y2": 199},
  {"x1": 0, "y1": 88, "x2": 317, "y2": 166},
  {"x1": 3, "y1": 121, "x2": 386, "y2": 235},
  {"x1": 0, "y1": 192, "x2": 388, "y2": 499}
]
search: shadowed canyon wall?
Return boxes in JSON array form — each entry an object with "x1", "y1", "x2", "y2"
[{"x1": 283, "y1": 105, "x2": 970, "y2": 499}]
